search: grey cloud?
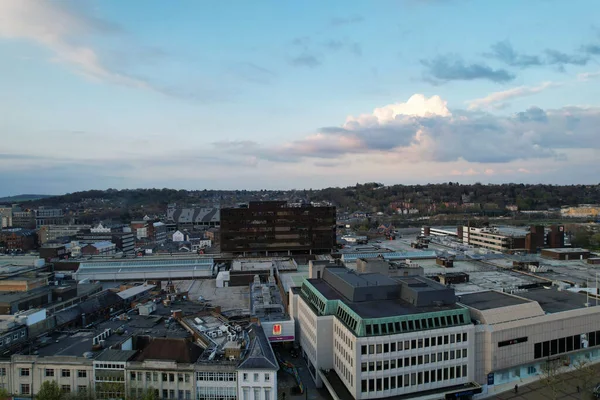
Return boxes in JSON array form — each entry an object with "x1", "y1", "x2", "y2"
[
  {"x1": 330, "y1": 16, "x2": 364, "y2": 27},
  {"x1": 487, "y1": 41, "x2": 543, "y2": 68},
  {"x1": 324, "y1": 39, "x2": 362, "y2": 57},
  {"x1": 515, "y1": 106, "x2": 548, "y2": 123},
  {"x1": 487, "y1": 41, "x2": 591, "y2": 71},
  {"x1": 421, "y1": 56, "x2": 515, "y2": 83},
  {"x1": 544, "y1": 49, "x2": 590, "y2": 68},
  {"x1": 289, "y1": 54, "x2": 322, "y2": 68},
  {"x1": 226, "y1": 106, "x2": 600, "y2": 165},
  {"x1": 583, "y1": 44, "x2": 600, "y2": 55}
]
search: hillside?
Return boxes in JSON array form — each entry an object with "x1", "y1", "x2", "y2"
[
  {"x1": 12, "y1": 183, "x2": 600, "y2": 218},
  {"x1": 0, "y1": 194, "x2": 53, "y2": 203}
]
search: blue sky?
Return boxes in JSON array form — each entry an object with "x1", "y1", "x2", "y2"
[{"x1": 1, "y1": 0, "x2": 600, "y2": 196}]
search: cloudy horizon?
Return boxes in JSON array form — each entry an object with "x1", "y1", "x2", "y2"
[{"x1": 1, "y1": 0, "x2": 600, "y2": 197}]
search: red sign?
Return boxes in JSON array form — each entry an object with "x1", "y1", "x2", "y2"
[{"x1": 272, "y1": 324, "x2": 282, "y2": 336}]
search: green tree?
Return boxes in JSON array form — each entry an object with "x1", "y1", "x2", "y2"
[
  {"x1": 37, "y1": 381, "x2": 63, "y2": 400},
  {"x1": 0, "y1": 387, "x2": 9, "y2": 400}
]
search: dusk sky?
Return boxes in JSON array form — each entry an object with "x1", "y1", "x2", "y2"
[{"x1": 1, "y1": 0, "x2": 600, "y2": 196}]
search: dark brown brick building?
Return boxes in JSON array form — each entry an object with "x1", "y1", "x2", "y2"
[
  {"x1": 220, "y1": 201, "x2": 336, "y2": 255},
  {"x1": 0, "y1": 229, "x2": 37, "y2": 252}
]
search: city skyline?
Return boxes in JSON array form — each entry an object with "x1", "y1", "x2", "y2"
[{"x1": 1, "y1": 0, "x2": 600, "y2": 196}]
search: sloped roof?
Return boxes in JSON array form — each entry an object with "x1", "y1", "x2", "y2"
[
  {"x1": 134, "y1": 337, "x2": 203, "y2": 363},
  {"x1": 237, "y1": 324, "x2": 278, "y2": 370},
  {"x1": 79, "y1": 290, "x2": 123, "y2": 314}
]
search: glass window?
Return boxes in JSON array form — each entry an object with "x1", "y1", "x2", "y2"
[{"x1": 45, "y1": 369, "x2": 54, "y2": 377}]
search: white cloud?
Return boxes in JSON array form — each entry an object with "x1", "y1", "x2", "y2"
[
  {"x1": 467, "y1": 82, "x2": 559, "y2": 110},
  {"x1": 0, "y1": 0, "x2": 148, "y2": 89},
  {"x1": 577, "y1": 71, "x2": 600, "y2": 81},
  {"x1": 343, "y1": 94, "x2": 451, "y2": 129}
]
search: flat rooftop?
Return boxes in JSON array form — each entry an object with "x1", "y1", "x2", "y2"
[
  {"x1": 519, "y1": 287, "x2": 593, "y2": 313},
  {"x1": 542, "y1": 248, "x2": 590, "y2": 253},
  {"x1": 307, "y1": 268, "x2": 461, "y2": 319},
  {"x1": 458, "y1": 287, "x2": 595, "y2": 314},
  {"x1": 458, "y1": 291, "x2": 531, "y2": 310}
]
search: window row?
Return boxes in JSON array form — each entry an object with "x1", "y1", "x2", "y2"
[
  {"x1": 364, "y1": 314, "x2": 466, "y2": 336},
  {"x1": 361, "y1": 349, "x2": 468, "y2": 372},
  {"x1": 335, "y1": 324, "x2": 354, "y2": 351},
  {"x1": 360, "y1": 365, "x2": 468, "y2": 393},
  {"x1": 159, "y1": 389, "x2": 192, "y2": 400},
  {"x1": 241, "y1": 372, "x2": 270, "y2": 383},
  {"x1": 533, "y1": 331, "x2": 600, "y2": 359},
  {"x1": 95, "y1": 363, "x2": 124, "y2": 369},
  {"x1": 361, "y1": 333, "x2": 468, "y2": 355},
  {"x1": 131, "y1": 372, "x2": 191, "y2": 383},
  {"x1": 196, "y1": 372, "x2": 237, "y2": 382},
  {"x1": 44, "y1": 369, "x2": 87, "y2": 378}
]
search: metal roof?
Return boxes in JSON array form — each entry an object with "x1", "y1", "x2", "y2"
[
  {"x1": 79, "y1": 258, "x2": 213, "y2": 270},
  {"x1": 341, "y1": 251, "x2": 437, "y2": 262}
]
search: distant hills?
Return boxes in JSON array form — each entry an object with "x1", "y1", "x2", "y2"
[{"x1": 0, "y1": 194, "x2": 53, "y2": 203}]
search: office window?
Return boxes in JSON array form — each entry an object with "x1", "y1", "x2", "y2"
[
  {"x1": 431, "y1": 353, "x2": 436, "y2": 363},
  {"x1": 21, "y1": 384, "x2": 30, "y2": 395},
  {"x1": 131, "y1": 372, "x2": 137, "y2": 380},
  {"x1": 398, "y1": 358, "x2": 403, "y2": 368},
  {"x1": 443, "y1": 368, "x2": 449, "y2": 380},
  {"x1": 450, "y1": 367, "x2": 455, "y2": 379},
  {"x1": 153, "y1": 372, "x2": 158, "y2": 382},
  {"x1": 45, "y1": 369, "x2": 54, "y2": 377},
  {"x1": 424, "y1": 370, "x2": 430, "y2": 384},
  {"x1": 418, "y1": 339, "x2": 423, "y2": 348},
  {"x1": 170, "y1": 390, "x2": 175, "y2": 399},
  {"x1": 391, "y1": 342, "x2": 396, "y2": 352},
  {"x1": 376, "y1": 361, "x2": 382, "y2": 371},
  {"x1": 431, "y1": 370, "x2": 436, "y2": 383},
  {"x1": 0, "y1": 368, "x2": 5, "y2": 376},
  {"x1": 450, "y1": 335, "x2": 455, "y2": 344},
  {"x1": 163, "y1": 390, "x2": 168, "y2": 399},
  {"x1": 415, "y1": 319, "x2": 421, "y2": 330},
  {"x1": 404, "y1": 374, "x2": 409, "y2": 387},
  {"x1": 373, "y1": 325, "x2": 380, "y2": 335},
  {"x1": 61, "y1": 369, "x2": 71, "y2": 378},
  {"x1": 61, "y1": 385, "x2": 71, "y2": 393},
  {"x1": 418, "y1": 372, "x2": 423, "y2": 385},
  {"x1": 402, "y1": 321, "x2": 408, "y2": 331},
  {"x1": 382, "y1": 323, "x2": 387, "y2": 334},
  {"x1": 431, "y1": 336, "x2": 436, "y2": 346},
  {"x1": 178, "y1": 373, "x2": 184, "y2": 382},
  {"x1": 384, "y1": 377, "x2": 389, "y2": 390},
  {"x1": 534, "y1": 343, "x2": 542, "y2": 359},
  {"x1": 391, "y1": 375, "x2": 397, "y2": 389},
  {"x1": 418, "y1": 355, "x2": 423, "y2": 365},
  {"x1": 444, "y1": 335, "x2": 449, "y2": 345},
  {"x1": 404, "y1": 357, "x2": 410, "y2": 367},
  {"x1": 20, "y1": 368, "x2": 30, "y2": 376},
  {"x1": 411, "y1": 373, "x2": 416, "y2": 386},
  {"x1": 77, "y1": 386, "x2": 87, "y2": 393},
  {"x1": 424, "y1": 354, "x2": 430, "y2": 364},
  {"x1": 243, "y1": 373, "x2": 248, "y2": 382},
  {"x1": 456, "y1": 365, "x2": 462, "y2": 378},
  {"x1": 361, "y1": 345, "x2": 367, "y2": 355},
  {"x1": 361, "y1": 362, "x2": 367, "y2": 372},
  {"x1": 390, "y1": 359, "x2": 396, "y2": 369},
  {"x1": 185, "y1": 390, "x2": 190, "y2": 400},
  {"x1": 369, "y1": 362, "x2": 374, "y2": 372},
  {"x1": 411, "y1": 356, "x2": 416, "y2": 366},
  {"x1": 169, "y1": 373, "x2": 175, "y2": 382},
  {"x1": 369, "y1": 344, "x2": 375, "y2": 354},
  {"x1": 361, "y1": 380, "x2": 367, "y2": 393},
  {"x1": 462, "y1": 349, "x2": 467, "y2": 358},
  {"x1": 425, "y1": 338, "x2": 430, "y2": 347},
  {"x1": 463, "y1": 333, "x2": 467, "y2": 341},
  {"x1": 376, "y1": 344, "x2": 382, "y2": 354},
  {"x1": 376, "y1": 378, "x2": 382, "y2": 391},
  {"x1": 384, "y1": 343, "x2": 389, "y2": 353},
  {"x1": 444, "y1": 352, "x2": 449, "y2": 361},
  {"x1": 366, "y1": 325, "x2": 372, "y2": 335},
  {"x1": 178, "y1": 390, "x2": 183, "y2": 400},
  {"x1": 369, "y1": 379, "x2": 375, "y2": 392},
  {"x1": 462, "y1": 365, "x2": 467, "y2": 377},
  {"x1": 450, "y1": 350, "x2": 455, "y2": 360},
  {"x1": 384, "y1": 360, "x2": 389, "y2": 370},
  {"x1": 404, "y1": 340, "x2": 410, "y2": 350}
]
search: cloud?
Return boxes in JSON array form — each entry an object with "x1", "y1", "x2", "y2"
[
  {"x1": 324, "y1": 39, "x2": 362, "y2": 57},
  {"x1": 544, "y1": 49, "x2": 589, "y2": 68},
  {"x1": 578, "y1": 71, "x2": 600, "y2": 81},
  {"x1": 421, "y1": 55, "x2": 515, "y2": 83},
  {"x1": 289, "y1": 53, "x2": 322, "y2": 68},
  {"x1": 330, "y1": 16, "x2": 364, "y2": 27},
  {"x1": 583, "y1": 44, "x2": 600, "y2": 55},
  {"x1": 226, "y1": 95, "x2": 600, "y2": 166},
  {"x1": 0, "y1": 0, "x2": 150, "y2": 89},
  {"x1": 486, "y1": 41, "x2": 591, "y2": 71},
  {"x1": 515, "y1": 106, "x2": 548, "y2": 123},
  {"x1": 487, "y1": 41, "x2": 542, "y2": 68},
  {"x1": 467, "y1": 81, "x2": 559, "y2": 109}
]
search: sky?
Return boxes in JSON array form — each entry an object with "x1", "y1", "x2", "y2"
[{"x1": 1, "y1": 0, "x2": 600, "y2": 196}]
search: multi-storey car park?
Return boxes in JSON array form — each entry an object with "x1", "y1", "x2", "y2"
[{"x1": 290, "y1": 266, "x2": 479, "y2": 400}]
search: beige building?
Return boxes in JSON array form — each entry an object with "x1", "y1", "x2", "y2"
[{"x1": 458, "y1": 288, "x2": 600, "y2": 396}]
